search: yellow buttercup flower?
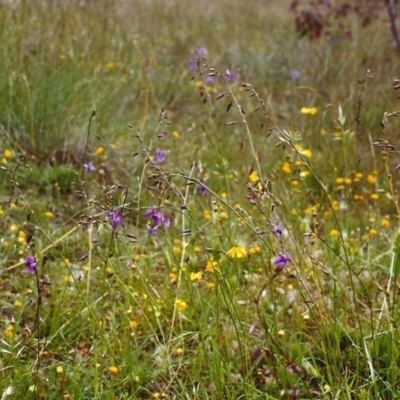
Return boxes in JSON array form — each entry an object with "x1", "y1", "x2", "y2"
[
  {"x1": 249, "y1": 170, "x2": 259, "y2": 183},
  {"x1": 301, "y1": 107, "x2": 317, "y2": 115},
  {"x1": 227, "y1": 246, "x2": 247, "y2": 258},
  {"x1": 174, "y1": 299, "x2": 188, "y2": 312}
]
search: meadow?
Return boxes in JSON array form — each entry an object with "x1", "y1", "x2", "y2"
[{"x1": 1, "y1": 0, "x2": 400, "y2": 398}]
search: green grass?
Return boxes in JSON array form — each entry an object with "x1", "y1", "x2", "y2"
[{"x1": 2, "y1": 0, "x2": 400, "y2": 398}]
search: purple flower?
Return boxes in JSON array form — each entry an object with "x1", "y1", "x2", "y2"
[
  {"x1": 144, "y1": 206, "x2": 171, "y2": 234},
  {"x1": 22, "y1": 256, "x2": 37, "y2": 274},
  {"x1": 147, "y1": 68, "x2": 154, "y2": 76},
  {"x1": 273, "y1": 252, "x2": 291, "y2": 270},
  {"x1": 205, "y1": 76, "x2": 215, "y2": 84},
  {"x1": 197, "y1": 47, "x2": 207, "y2": 57},
  {"x1": 106, "y1": 210, "x2": 122, "y2": 230},
  {"x1": 188, "y1": 58, "x2": 197, "y2": 71},
  {"x1": 226, "y1": 69, "x2": 237, "y2": 80},
  {"x1": 83, "y1": 162, "x2": 96, "y2": 172},
  {"x1": 271, "y1": 223, "x2": 284, "y2": 238},
  {"x1": 147, "y1": 225, "x2": 158, "y2": 236},
  {"x1": 155, "y1": 148, "x2": 166, "y2": 163},
  {"x1": 291, "y1": 69, "x2": 301, "y2": 79},
  {"x1": 197, "y1": 182, "x2": 208, "y2": 195}
]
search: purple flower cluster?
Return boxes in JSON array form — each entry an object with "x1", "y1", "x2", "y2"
[{"x1": 144, "y1": 206, "x2": 171, "y2": 235}]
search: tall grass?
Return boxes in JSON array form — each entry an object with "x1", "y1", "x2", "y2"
[{"x1": 1, "y1": 0, "x2": 400, "y2": 399}]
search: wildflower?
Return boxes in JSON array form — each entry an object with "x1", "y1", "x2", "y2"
[
  {"x1": 197, "y1": 47, "x2": 207, "y2": 57},
  {"x1": 227, "y1": 246, "x2": 247, "y2": 258},
  {"x1": 3, "y1": 149, "x2": 12, "y2": 158},
  {"x1": 329, "y1": 229, "x2": 339, "y2": 237},
  {"x1": 226, "y1": 69, "x2": 237, "y2": 80},
  {"x1": 197, "y1": 181, "x2": 208, "y2": 195},
  {"x1": 271, "y1": 223, "x2": 284, "y2": 239},
  {"x1": 205, "y1": 76, "x2": 216, "y2": 84},
  {"x1": 44, "y1": 211, "x2": 54, "y2": 218},
  {"x1": 172, "y1": 130, "x2": 180, "y2": 138},
  {"x1": 278, "y1": 329, "x2": 285, "y2": 337},
  {"x1": 56, "y1": 366, "x2": 63, "y2": 374},
  {"x1": 190, "y1": 271, "x2": 203, "y2": 283},
  {"x1": 130, "y1": 320, "x2": 138, "y2": 329},
  {"x1": 155, "y1": 148, "x2": 166, "y2": 163},
  {"x1": 369, "y1": 228, "x2": 377, "y2": 236},
  {"x1": 106, "y1": 210, "x2": 122, "y2": 230},
  {"x1": 273, "y1": 252, "x2": 291, "y2": 270},
  {"x1": 282, "y1": 162, "x2": 291, "y2": 174},
  {"x1": 300, "y1": 107, "x2": 317, "y2": 115},
  {"x1": 370, "y1": 193, "x2": 379, "y2": 200},
  {"x1": 367, "y1": 174, "x2": 376, "y2": 184},
  {"x1": 95, "y1": 147, "x2": 104, "y2": 155},
  {"x1": 291, "y1": 70, "x2": 301, "y2": 79},
  {"x1": 22, "y1": 256, "x2": 37, "y2": 274},
  {"x1": 336, "y1": 177, "x2": 344, "y2": 185},
  {"x1": 249, "y1": 170, "x2": 259, "y2": 183},
  {"x1": 144, "y1": 206, "x2": 170, "y2": 232},
  {"x1": 108, "y1": 366, "x2": 119, "y2": 375},
  {"x1": 382, "y1": 218, "x2": 390, "y2": 228},
  {"x1": 174, "y1": 299, "x2": 188, "y2": 312},
  {"x1": 188, "y1": 58, "x2": 197, "y2": 71},
  {"x1": 206, "y1": 258, "x2": 218, "y2": 273},
  {"x1": 83, "y1": 162, "x2": 96, "y2": 172}
]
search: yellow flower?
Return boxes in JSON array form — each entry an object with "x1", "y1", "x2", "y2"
[
  {"x1": 194, "y1": 80, "x2": 203, "y2": 88},
  {"x1": 203, "y1": 210, "x2": 211, "y2": 221},
  {"x1": 9, "y1": 223, "x2": 18, "y2": 232},
  {"x1": 329, "y1": 229, "x2": 339, "y2": 237},
  {"x1": 282, "y1": 162, "x2": 291, "y2": 174},
  {"x1": 14, "y1": 300, "x2": 22, "y2": 307},
  {"x1": 17, "y1": 231, "x2": 26, "y2": 244},
  {"x1": 206, "y1": 259, "x2": 218, "y2": 273},
  {"x1": 3, "y1": 149, "x2": 12, "y2": 158},
  {"x1": 381, "y1": 218, "x2": 390, "y2": 228},
  {"x1": 130, "y1": 320, "x2": 138, "y2": 329},
  {"x1": 106, "y1": 61, "x2": 116, "y2": 71},
  {"x1": 249, "y1": 170, "x2": 259, "y2": 182},
  {"x1": 190, "y1": 271, "x2": 203, "y2": 283},
  {"x1": 56, "y1": 366, "x2": 63, "y2": 374},
  {"x1": 194, "y1": 246, "x2": 201, "y2": 253},
  {"x1": 45, "y1": 211, "x2": 54, "y2": 218},
  {"x1": 174, "y1": 299, "x2": 188, "y2": 312},
  {"x1": 278, "y1": 329, "x2": 285, "y2": 337},
  {"x1": 370, "y1": 194, "x2": 379, "y2": 200},
  {"x1": 206, "y1": 282, "x2": 215, "y2": 289},
  {"x1": 292, "y1": 179, "x2": 299, "y2": 186},
  {"x1": 300, "y1": 107, "x2": 317, "y2": 115},
  {"x1": 172, "y1": 130, "x2": 180, "y2": 138},
  {"x1": 95, "y1": 147, "x2": 104, "y2": 155},
  {"x1": 59, "y1": 54, "x2": 66, "y2": 60},
  {"x1": 108, "y1": 366, "x2": 119, "y2": 375},
  {"x1": 0, "y1": 206, "x2": 4, "y2": 215},
  {"x1": 355, "y1": 172, "x2": 363, "y2": 179},
  {"x1": 367, "y1": 174, "x2": 376, "y2": 184},
  {"x1": 344, "y1": 178, "x2": 352, "y2": 185},
  {"x1": 369, "y1": 228, "x2": 377, "y2": 236},
  {"x1": 227, "y1": 246, "x2": 247, "y2": 258},
  {"x1": 249, "y1": 246, "x2": 261, "y2": 255},
  {"x1": 336, "y1": 177, "x2": 344, "y2": 185}
]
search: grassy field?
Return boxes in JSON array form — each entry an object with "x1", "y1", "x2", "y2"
[{"x1": 2, "y1": 0, "x2": 400, "y2": 398}]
